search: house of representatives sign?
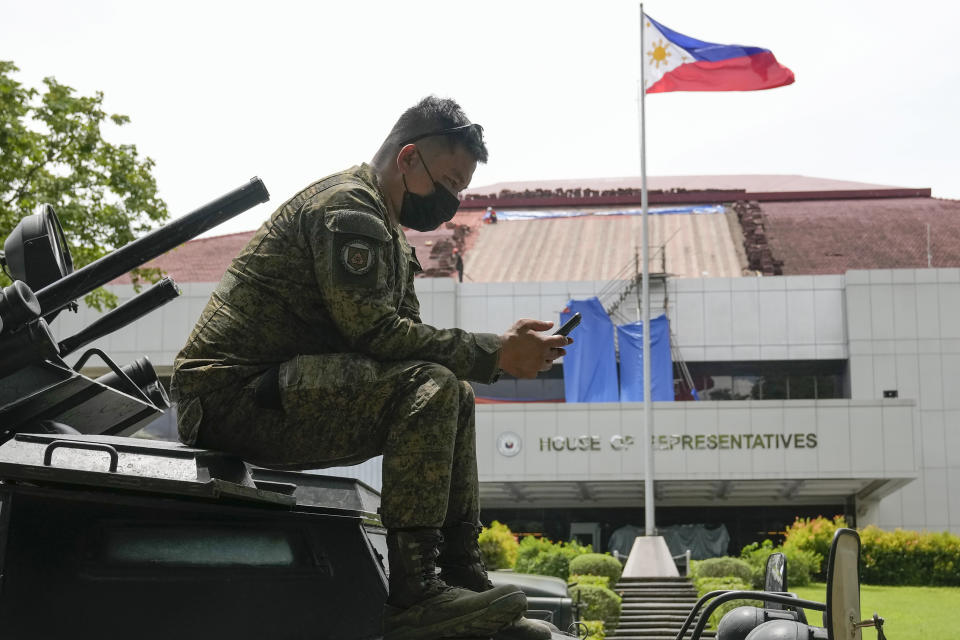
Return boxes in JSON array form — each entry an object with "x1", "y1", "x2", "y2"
[{"x1": 523, "y1": 433, "x2": 818, "y2": 455}]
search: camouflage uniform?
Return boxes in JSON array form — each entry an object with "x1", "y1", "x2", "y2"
[{"x1": 172, "y1": 164, "x2": 501, "y2": 529}]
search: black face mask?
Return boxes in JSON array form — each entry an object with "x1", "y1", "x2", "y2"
[{"x1": 398, "y1": 151, "x2": 461, "y2": 232}]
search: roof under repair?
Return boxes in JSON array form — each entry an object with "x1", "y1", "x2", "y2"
[{"x1": 111, "y1": 174, "x2": 956, "y2": 284}]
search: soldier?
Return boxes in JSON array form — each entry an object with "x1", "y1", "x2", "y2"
[{"x1": 171, "y1": 96, "x2": 569, "y2": 640}]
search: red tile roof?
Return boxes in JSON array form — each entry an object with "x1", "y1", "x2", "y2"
[
  {"x1": 110, "y1": 231, "x2": 254, "y2": 285},
  {"x1": 111, "y1": 216, "x2": 485, "y2": 284},
  {"x1": 760, "y1": 197, "x2": 960, "y2": 274}
]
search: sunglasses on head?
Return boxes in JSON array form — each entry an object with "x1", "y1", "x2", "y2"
[{"x1": 398, "y1": 123, "x2": 484, "y2": 147}]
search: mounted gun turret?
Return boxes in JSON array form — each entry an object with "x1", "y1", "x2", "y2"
[{"x1": 0, "y1": 178, "x2": 270, "y2": 441}]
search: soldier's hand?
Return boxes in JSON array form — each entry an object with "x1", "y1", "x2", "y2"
[{"x1": 498, "y1": 319, "x2": 573, "y2": 379}]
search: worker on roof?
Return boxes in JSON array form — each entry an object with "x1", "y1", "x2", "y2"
[{"x1": 453, "y1": 246, "x2": 464, "y2": 282}]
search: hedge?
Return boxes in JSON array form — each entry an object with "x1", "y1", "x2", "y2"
[
  {"x1": 579, "y1": 619, "x2": 605, "y2": 640},
  {"x1": 740, "y1": 539, "x2": 819, "y2": 588},
  {"x1": 514, "y1": 535, "x2": 592, "y2": 580},
  {"x1": 570, "y1": 574, "x2": 611, "y2": 589},
  {"x1": 569, "y1": 553, "x2": 623, "y2": 586},
  {"x1": 691, "y1": 556, "x2": 754, "y2": 583},
  {"x1": 782, "y1": 515, "x2": 848, "y2": 578},
  {"x1": 858, "y1": 526, "x2": 960, "y2": 586},
  {"x1": 783, "y1": 516, "x2": 960, "y2": 586},
  {"x1": 478, "y1": 520, "x2": 519, "y2": 570},
  {"x1": 568, "y1": 582, "x2": 622, "y2": 631}
]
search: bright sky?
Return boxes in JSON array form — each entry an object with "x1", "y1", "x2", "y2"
[{"x1": 3, "y1": 0, "x2": 959, "y2": 237}]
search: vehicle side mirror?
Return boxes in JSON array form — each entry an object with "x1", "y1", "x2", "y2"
[
  {"x1": 764, "y1": 551, "x2": 786, "y2": 592},
  {"x1": 764, "y1": 551, "x2": 787, "y2": 609},
  {"x1": 825, "y1": 528, "x2": 861, "y2": 640},
  {"x1": 716, "y1": 552, "x2": 804, "y2": 640}
]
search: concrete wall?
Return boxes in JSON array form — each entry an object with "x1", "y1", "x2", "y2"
[
  {"x1": 666, "y1": 276, "x2": 847, "y2": 362},
  {"x1": 50, "y1": 273, "x2": 847, "y2": 371},
  {"x1": 845, "y1": 269, "x2": 960, "y2": 532},
  {"x1": 453, "y1": 276, "x2": 847, "y2": 362},
  {"x1": 51, "y1": 281, "x2": 218, "y2": 373}
]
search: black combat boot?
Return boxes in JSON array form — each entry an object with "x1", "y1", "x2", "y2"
[
  {"x1": 384, "y1": 528, "x2": 527, "y2": 640},
  {"x1": 439, "y1": 522, "x2": 553, "y2": 640}
]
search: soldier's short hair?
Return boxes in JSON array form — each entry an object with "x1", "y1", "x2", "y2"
[{"x1": 385, "y1": 96, "x2": 488, "y2": 163}]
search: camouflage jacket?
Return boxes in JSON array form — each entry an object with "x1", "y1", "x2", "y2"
[{"x1": 171, "y1": 164, "x2": 501, "y2": 399}]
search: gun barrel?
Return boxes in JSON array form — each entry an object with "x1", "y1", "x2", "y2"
[
  {"x1": 36, "y1": 177, "x2": 269, "y2": 315},
  {"x1": 58, "y1": 277, "x2": 181, "y2": 357}
]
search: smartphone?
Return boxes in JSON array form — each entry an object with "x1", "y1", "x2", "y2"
[{"x1": 554, "y1": 312, "x2": 582, "y2": 336}]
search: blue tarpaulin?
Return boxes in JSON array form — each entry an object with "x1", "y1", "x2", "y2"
[
  {"x1": 561, "y1": 298, "x2": 619, "y2": 402},
  {"x1": 617, "y1": 315, "x2": 674, "y2": 401},
  {"x1": 497, "y1": 205, "x2": 724, "y2": 221}
]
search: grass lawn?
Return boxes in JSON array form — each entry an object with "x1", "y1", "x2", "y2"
[{"x1": 791, "y1": 582, "x2": 960, "y2": 640}]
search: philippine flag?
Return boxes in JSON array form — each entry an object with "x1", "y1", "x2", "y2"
[{"x1": 644, "y1": 14, "x2": 795, "y2": 93}]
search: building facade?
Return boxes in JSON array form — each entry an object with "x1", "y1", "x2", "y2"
[
  {"x1": 50, "y1": 174, "x2": 960, "y2": 554},
  {"x1": 54, "y1": 267, "x2": 960, "y2": 551}
]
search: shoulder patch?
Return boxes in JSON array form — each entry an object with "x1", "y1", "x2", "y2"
[
  {"x1": 331, "y1": 230, "x2": 382, "y2": 290},
  {"x1": 324, "y1": 209, "x2": 391, "y2": 242},
  {"x1": 341, "y1": 240, "x2": 376, "y2": 275}
]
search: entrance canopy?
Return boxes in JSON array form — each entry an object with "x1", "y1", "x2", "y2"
[{"x1": 479, "y1": 476, "x2": 914, "y2": 509}]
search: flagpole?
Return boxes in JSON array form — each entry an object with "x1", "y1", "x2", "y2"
[{"x1": 638, "y1": 2, "x2": 655, "y2": 537}]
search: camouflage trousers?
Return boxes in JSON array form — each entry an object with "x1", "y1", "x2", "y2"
[{"x1": 189, "y1": 355, "x2": 480, "y2": 529}]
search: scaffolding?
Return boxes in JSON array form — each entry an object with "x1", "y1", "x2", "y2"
[{"x1": 596, "y1": 250, "x2": 698, "y2": 400}]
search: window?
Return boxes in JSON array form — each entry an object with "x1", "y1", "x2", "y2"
[
  {"x1": 686, "y1": 360, "x2": 846, "y2": 401},
  {"x1": 95, "y1": 525, "x2": 301, "y2": 568}
]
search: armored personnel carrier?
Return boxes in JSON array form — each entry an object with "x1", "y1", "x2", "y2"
[{"x1": 0, "y1": 181, "x2": 887, "y2": 640}]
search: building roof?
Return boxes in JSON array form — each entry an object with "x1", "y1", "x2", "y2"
[
  {"x1": 111, "y1": 176, "x2": 958, "y2": 285},
  {"x1": 462, "y1": 174, "x2": 930, "y2": 211},
  {"x1": 465, "y1": 174, "x2": 920, "y2": 197},
  {"x1": 761, "y1": 197, "x2": 960, "y2": 274},
  {"x1": 110, "y1": 231, "x2": 255, "y2": 285},
  {"x1": 462, "y1": 208, "x2": 744, "y2": 282},
  {"x1": 111, "y1": 216, "x2": 480, "y2": 285}
]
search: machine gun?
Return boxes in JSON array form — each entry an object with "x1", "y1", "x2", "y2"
[{"x1": 0, "y1": 178, "x2": 269, "y2": 440}]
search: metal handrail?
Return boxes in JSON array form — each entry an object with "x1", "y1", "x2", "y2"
[{"x1": 671, "y1": 549, "x2": 692, "y2": 576}]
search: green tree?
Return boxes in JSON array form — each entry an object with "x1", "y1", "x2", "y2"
[{"x1": 0, "y1": 60, "x2": 168, "y2": 309}]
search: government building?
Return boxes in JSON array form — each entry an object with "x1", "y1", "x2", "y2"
[{"x1": 55, "y1": 174, "x2": 960, "y2": 554}]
